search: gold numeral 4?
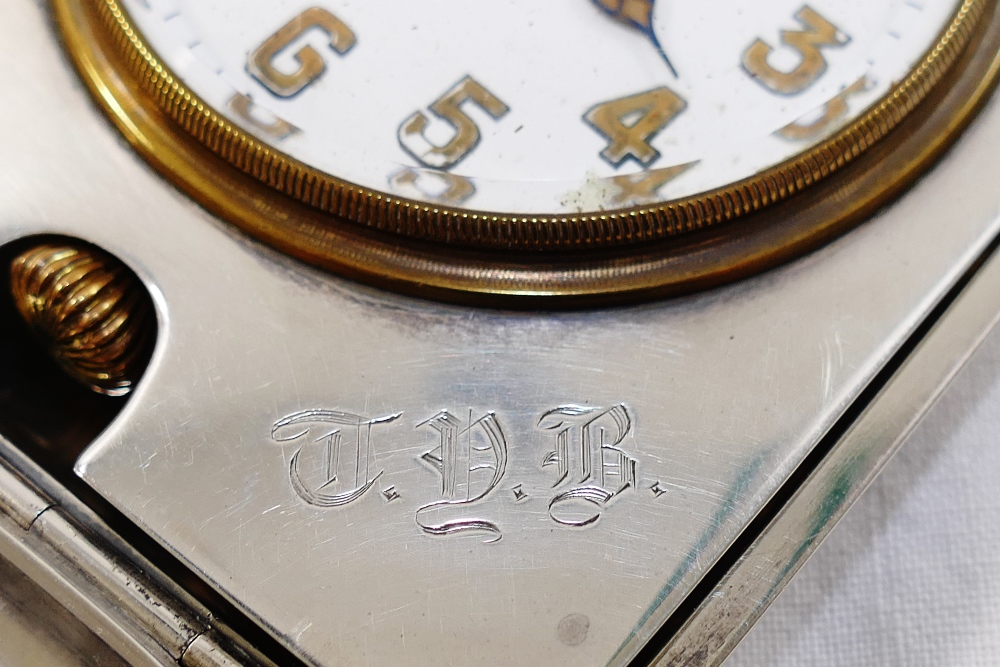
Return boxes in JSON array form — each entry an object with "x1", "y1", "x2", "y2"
[
  {"x1": 585, "y1": 87, "x2": 687, "y2": 168},
  {"x1": 743, "y1": 6, "x2": 849, "y2": 95},
  {"x1": 609, "y1": 163, "x2": 694, "y2": 206},
  {"x1": 248, "y1": 7, "x2": 356, "y2": 98},
  {"x1": 398, "y1": 76, "x2": 510, "y2": 170}
]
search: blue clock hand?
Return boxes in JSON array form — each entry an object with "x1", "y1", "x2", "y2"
[{"x1": 591, "y1": 0, "x2": 678, "y2": 78}]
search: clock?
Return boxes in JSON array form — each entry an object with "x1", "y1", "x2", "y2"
[
  {"x1": 57, "y1": 0, "x2": 999, "y2": 301},
  {"x1": 2, "y1": 2, "x2": 1000, "y2": 667}
]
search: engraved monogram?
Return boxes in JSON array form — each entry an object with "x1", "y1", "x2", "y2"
[
  {"x1": 415, "y1": 410, "x2": 508, "y2": 542},
  {"x1": 271, "y1": 410, "x2": 402, "y2": 507},
  {"x1": 539, "y1": 404, "x2": 637, "y2": 527},
  {"x1": 271, "y1": 403, "x2": 651, "y2": 542}
]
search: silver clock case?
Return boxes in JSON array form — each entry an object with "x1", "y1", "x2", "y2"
[{"x1": 3, "y1": 1, "x2": 1000, "y2": 666}]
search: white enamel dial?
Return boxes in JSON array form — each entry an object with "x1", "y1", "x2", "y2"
[{"x1": 123, "y1": 0, "x2": 960, "y2": 215}]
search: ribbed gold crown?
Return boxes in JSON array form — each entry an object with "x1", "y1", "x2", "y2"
[{"x1": 10, "y1": 244, "x2": 153, "y2": 396}]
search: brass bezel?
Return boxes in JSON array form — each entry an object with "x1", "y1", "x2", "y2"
[
  {"x1": 75, "y1": 0, "x2": 986, "y2": 250},
  {"x1": 56, "y1": 0, "x2": 1000, "y2": 304}
]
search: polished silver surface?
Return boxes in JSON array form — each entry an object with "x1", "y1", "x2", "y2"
[
  {"x1": 0, "y1": 433, "x2": 269, "y2": 667},
  {"x1": 0, "y1": 552, "x2": 128, "y2": 667},
  {"x1": 4, "y1": 1, "x2": 1000, "y2": 666},
  {"x1": 655, "y1": 213, "x2": 1000, "y2": 666},
  {"x1": 726, "y1": 283, "x2": 1000, "y2": 666}
]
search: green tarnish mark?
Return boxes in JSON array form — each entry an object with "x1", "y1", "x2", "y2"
[
  {"x1": 760, "y1": 452, "x2": 870, "y2": 606},
  {"x1": 607, "y1": 452, "x2": 767, "y2": 666}
]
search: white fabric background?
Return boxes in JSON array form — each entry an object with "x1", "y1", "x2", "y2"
[{"x1": 725, "y1": 322, "x2": 1000, "y2": 666}]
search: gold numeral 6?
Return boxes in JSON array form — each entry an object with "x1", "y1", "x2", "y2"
[
  {"x1": 398, "y1": 77, "x2": 510, "y2": 170},
  {"x1": 743, "y1": 6, "x2": 848, "y2": 95},
  {"x1": 248, "y1": 7, "x2": 356, "y2": 98}
]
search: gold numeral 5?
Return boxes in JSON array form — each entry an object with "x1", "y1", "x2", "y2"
[
  {"x1": 248, "y1": 7, "x2": 356, "y2": 98},
  {"x1": 389, "y1": 167, "x2": 476, "y2": 206},
  {"x1": 585, "y1": 87, "x2": 686, "y2": 168},
  {"x1": 398, "y1": 77, "x2": 510, "y2": 170},
  {"x1": 743, "y1": 6, "x2": 849, "y2": 95}
]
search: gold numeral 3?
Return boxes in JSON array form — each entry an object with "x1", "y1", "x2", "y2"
[
  {"x1": 743, "y1": 6, "x2": 849, "y2": 95},
  {"x1": 776, "y1": 76, "x2": 871, "y2": 140},
  {"x1": 248, "y1": 7, "x2": 356, "y2": 98}
]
